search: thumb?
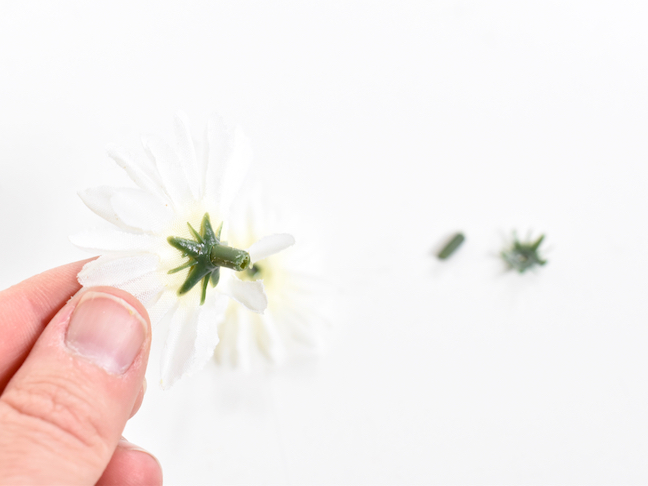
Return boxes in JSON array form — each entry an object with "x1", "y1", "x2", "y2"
[{"x1": 0, "y1": 288, "x2": 152, "y2": 485}]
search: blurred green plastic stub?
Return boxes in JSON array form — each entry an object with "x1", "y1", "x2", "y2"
[{"x1": 437, "y1": 233, "x2": 465, "y2": 260}]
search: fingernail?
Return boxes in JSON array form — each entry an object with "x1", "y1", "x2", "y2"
[{"x1": 65, "y1": 291, "x2": 148, "y2": 374}]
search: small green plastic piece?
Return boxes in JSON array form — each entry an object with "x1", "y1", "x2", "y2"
[
  {"x1": 210, "y1": 244, "x2": 250, "y2": 271},
  {"x1": 437, "y1": 233, "x2": 465, "y2": 260},
  {"x1": 501, "y1": 233, "x2": 547, "y2": 273},
  {"x1": 167, "y1": 213, "x2": 250, "y2": 304}
]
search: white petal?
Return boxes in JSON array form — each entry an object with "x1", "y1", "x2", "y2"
[
  {"x1": 194, "y1": 293, "x2": 228, "y2": 370},
  {"x1": 118, "y1": 276, "x2": 165, "y2": 307},
  {"x1": 160, "y1": 305, "x2": 196, "y2": 389},
  {"x1": 212, "y1": 312, "x2": 235, "y2": 366},
  {"x1": 204, "y1": 114, "x2": 232, "y2": 204},
  {"x1": 106, "y1": 145, "x2": 167, "y2": 200},
  {"x1": 78, "y1": 253, "x2": 159, "y2": 286},
  {"x1": 248, "y1": 233, "x2": 295, "y2": 263},
  {"x1": 78, "y1": 187, "x2": 131, "y2": 231},
  {"x1": 79, "y1": 187, "x2": 173, "y2": 233},
  {"x1": 160, "y1": 293, "x2": 227, "y2": 389},
  {"x1": 220, "y1": 126, "x2": 253, "y2": 214},
  {"x1": 253, "y1": 312, "x2": 286, "y2": 363},
  {"x1": 234, "y1": 309, "x2": 252, "y2": 371},
  {"x1": 111, "y1": 188, "x2": 174, "y2": 232},
  {"x1": 70, "y1": 229, "x2": 158, "y2": 252},
  {"x1": 205, "y1": 116, "x2": 252, "y2": 214},
  {"x1": 174, "y1": 112, "x2": 201, "y2": 200},
  {"x1": 142, "y1": 134, "x2": 193, "y2": 208},
  {"x1": 148, "y1": 290, "x2": 178, "y2": 325},
  {"x1": 220, "y1": 276, "x2": 267, "y2": 314},
  {"x1": 77, "y1": 254, "x2": 164, "y2": 307}
]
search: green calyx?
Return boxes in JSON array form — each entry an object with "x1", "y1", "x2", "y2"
[
  {"x1": 501, "y1": 233, "x2": 547, "y2": 273},
  {"x1": 167, "y1": 213, "x2": 250, "y2": 305}
]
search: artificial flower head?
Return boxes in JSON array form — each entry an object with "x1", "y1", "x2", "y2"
[{"x1": 71, "y1": 113, "x2": 294, "y2": 388}]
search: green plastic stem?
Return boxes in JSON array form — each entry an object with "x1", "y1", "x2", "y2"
[{"x1": 210, "y1": 244, "x2": 250, "y2": 271}]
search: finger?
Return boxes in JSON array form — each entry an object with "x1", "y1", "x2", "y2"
[
  {"x1": 0, "y1": 287, "x2": 151, "y2": 485},
  {"x1": 96, "y1": 438, "x2": 163, "y2": 486},
  {"x1": 0, "y1": 259, "x2": 94, "y2": 391},
  {"x1": 129, "y1": 379, "x2": 147, "y2": 419}
]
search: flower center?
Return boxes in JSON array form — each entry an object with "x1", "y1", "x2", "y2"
[
  {"x1": 167, "y1": 212, "x2": 250, "y2": 304},
  {"x1": 241, "y1": 263, "x2": 263, "y2": 281}
]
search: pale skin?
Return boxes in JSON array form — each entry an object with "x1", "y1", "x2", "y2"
[{"x1": 0, "y1": 260, "x2": 163, "y2": 485}]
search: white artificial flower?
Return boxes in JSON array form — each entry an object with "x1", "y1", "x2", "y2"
[
  {"x1": 213, "y1": 188, "x2": 331, "y2": 370},
  {"x1": 71, "y1": 113, "x2": 294, "y2": 388}
]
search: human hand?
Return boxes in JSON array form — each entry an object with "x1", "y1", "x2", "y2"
[{"x1": 0, "y1": 260, "x2": 163, "y2": 485}]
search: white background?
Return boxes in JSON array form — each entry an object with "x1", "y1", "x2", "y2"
[{"x1": 2, "y1": 2, "x2": 648, "y2": 484}]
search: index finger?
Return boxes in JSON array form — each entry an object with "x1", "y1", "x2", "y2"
[{"x1": 0, "y1": 259, "x2": 93, "y2": 391}]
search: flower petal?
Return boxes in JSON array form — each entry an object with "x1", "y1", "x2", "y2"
[
  {"x1": 253, "y1": 313, "x2": 286, "y2": 363},
  {"x1": 234, "y1": 309, "x2": 252, "y2": 370},
  {"x1": 148, "y1": 290, "x2": 178, "y2": 325},
  {"x1": 220, "y1": 126, "x2": 253, "y2": 214},
  {"x1": 142, "y1": 134, "x2": 193, "y2": 208},
  {"x1": 212, "y1": 313, "x2": 235, "y2": 366},
  {"x1": 106, "y1": 145, "x2": 168, "y2": 201},
  {"x1": 220, "y1": 276, "x2": 267, "y2": 313},
  {"x1": 78, "y1": 253, "x2": 159, "y2": 286},
  {"x1": 79, "y1": 187, "x2": 173, "y2": 233},
  {"x1": 117, "y1": 273, "x2": 165, "y2": 307},
  {"x1": 78, "y1": 186, "x2": 132, "y2": 231},
  {"x1": 248, "y1": 233, "x2": 295, "y2": 263},
  {"x1": 205, "y1": 116, "x2": 252, "y2": 214},
  {"x1": 173, "y1": 112, "x2": 201, "y2": 200},
  {"x1": 194, "y1": 292, "x2": 228, "y2": 369},
  {"x1": 70, "y1": 229, "x2": 159, "y2": 252},
  {"x1": 204, "y1": 114, "x2": 232, "y2": 204},
  {"x1": 160, "y1": 305, "x2": 196, "y2": 389},
  {"x1": 211, "y1": 307, "x2": 252, "y2": 369},
  {"x1": 160, "y1": 293, "x2": 227, "y2": 389},
  {"x1": 111, "y1": 188, "x2": 174, "y2": 232},
  {"x1": 78, "y1": 254, "x2": 164, "y2": 307}
]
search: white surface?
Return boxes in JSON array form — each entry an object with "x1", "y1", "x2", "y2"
[{"x1": 1, "y1": 2, "x2": 648, "y2": 484}]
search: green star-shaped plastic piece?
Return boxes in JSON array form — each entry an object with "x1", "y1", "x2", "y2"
[
  {"x1": 501, "y1": 233, "x2": 547, "y2": 273},
  {"x1": 167, "y1": 213, "x2": 250, "y2": 305}
]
